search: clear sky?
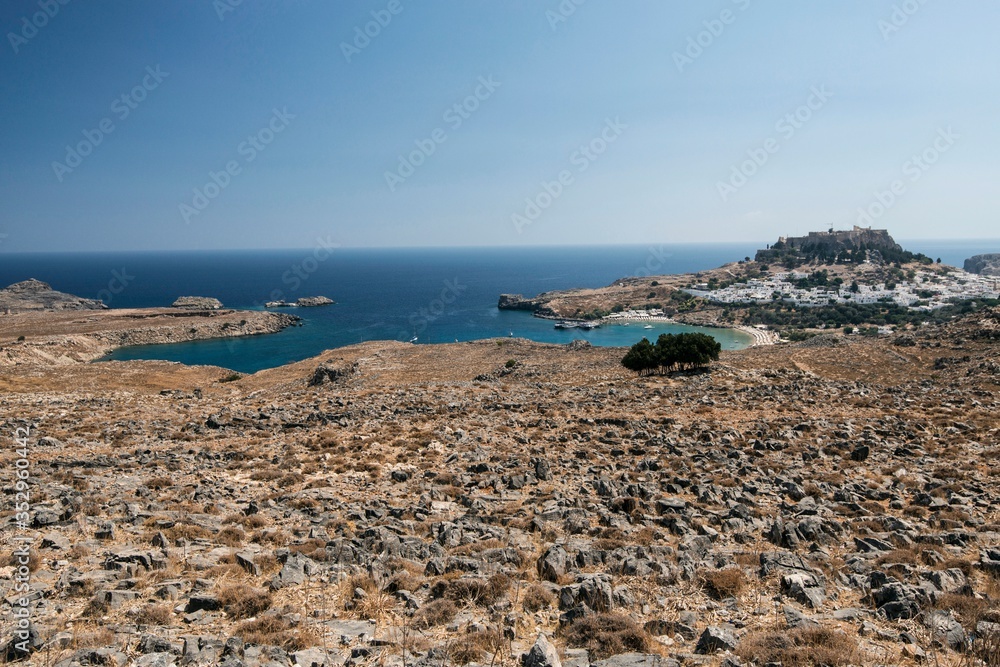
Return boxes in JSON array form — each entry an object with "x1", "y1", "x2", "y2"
[{"x1": 1, "y1": 1, "x2": 998, "y2": 252}]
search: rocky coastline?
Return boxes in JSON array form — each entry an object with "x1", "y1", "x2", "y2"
[{"x1": 0, "y1": 308, "x2": 298, "y2": 367}]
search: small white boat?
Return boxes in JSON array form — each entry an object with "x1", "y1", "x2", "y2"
[
  {"x1": 643, "y1": 324, "x2": 653, "y2": 329},
  {"x1": 409, "y1": 336, "x2": 418, "y2": 343}
]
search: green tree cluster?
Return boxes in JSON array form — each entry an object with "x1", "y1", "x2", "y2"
[{"x1": 622, "y1": 333, "x2": 722, "y2": 375}]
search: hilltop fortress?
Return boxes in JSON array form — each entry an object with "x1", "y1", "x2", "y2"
[
  {"x1": 756, "y1": 226, "x2": 904, "y2": 265},
  {"x1": 778, "y1": 226, "x2": 901, "y2": 252}
]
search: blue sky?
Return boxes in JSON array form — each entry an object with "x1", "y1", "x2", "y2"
[{"x1": 1, "y1": 1, "x2": 998, "y2": 252}]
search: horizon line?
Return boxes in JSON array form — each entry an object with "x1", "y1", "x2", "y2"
[{"x1": 2, "y1": 237, "x2": 1000, "y2": 255}]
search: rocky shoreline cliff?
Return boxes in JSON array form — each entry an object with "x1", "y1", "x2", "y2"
[{"x1": 965, "y1": 253, "x2": 1000, "y2": 276}]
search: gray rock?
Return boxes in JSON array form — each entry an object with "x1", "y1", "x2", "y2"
[
  {"x1": 923, "y1": 610, "x2": 966, "y2": 649},
  {"x1": 309, "y1": 362, "x2": 358, "y2": 387},
  {"x1": 270, "y1": 553, "x2": 318, "y2": 589},
  {"x1": 851, "y1": 445, "x2": 871, "y2": 462},
  {"x1": 522, "y1": 634, "x2": 561, "y2": 667},
  {"x1": 873, "y1": 581, "x2": 920, "y2": 620},
  {"x1": 562, "y1": 648, "x2": 590, "y2": 667},
  {"x1": 95, "y1": 520, "x2": 115, "y2": 540},
  {"x1": 591, "y1": 655, "x2": 676, "y2": 667},
  {"x1": 296, "y1": 296, "x2": 335, "y2": 307},
  {"x1": 781, "y1": 572, "x2": 825, "y2": 609},
  {"x1": 171, "y1": 296, "x2": 223, "y2": 309},
  {"x1": 185, "y1": 595, "x2": 222, "y2": 613},
  {"x1": 921, "y1": 568, "x2": 969, "y2": 596},
  {"x1": 979, "y1": 547, "x2": 1000, "y2": 576},
  {"x1": 294, "y1": 647, "x2": 346, "y2": 667},
  {"x1": 135, "y1": 653, "x2": 176, "y2": 667},
  {"x1": 538, "y1": 545, "x2": 569, "y2": 583},
  {"x1": 783, "y1": 605, "x2": 819, "y2": 629},
  {"x1": 41, "y1": 532, "x2": 71, "y2": 549},
  {"x1": 235, "y1": 551, "x2": 260, "y2": 576},
  {"x1": 695, "y1": 625, "x2": 738, "y2": 654}
]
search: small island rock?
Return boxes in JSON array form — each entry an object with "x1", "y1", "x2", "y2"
[{"x1": 171, "y1": 296, "x2": 223, "y2": 310}]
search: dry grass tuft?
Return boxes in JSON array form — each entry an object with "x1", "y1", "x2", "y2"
[
  {"x1": 522, "y1": 583, "x2": 556, "y2": 612},
  {"x1": 218, "y1": 584, "x2": 273, "y2": 619},
  {"x1": 216, "y1": 526, "x2": 245, "y2": 547},
  {"x1": 700, "y1": 567, "x2": 747, "y2": 600},
  {"x1": 563, "y1": 613, "x2": 651, "y2": 660},
  {"x1": 234, "y1": 616, "x2": 318, "y2": 651},
  {"x1": 70, "y1": 625, "x2": 116, "y2": 650},
  {"x1": 135, "y1": 603, "x2": 174, "y2": 626},
  {"x1": 412, "y1": 598, "x2": 457, "y2": 630},
  {"x1": 737, "y1": 627, "x2": 859, "y2": 666}
]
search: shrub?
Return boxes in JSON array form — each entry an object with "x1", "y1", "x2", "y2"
[
  {"x1": 218, "y1": 584, "x2": 273, "y2": 619},
  {"x1": 136, "y1": 603, "x2": 174, "y2": 626},
  {"x1": 563, "y1": 613, "x2": 650, "y2": 660},
  {"x1": 412, "y1": 599, "x2": 457, "y2": 630},
  {"x1": 700, "y1": 567, "x2": 747, "y2": 600},
  {"x1": 737, "y1": 627, "x2": 859, "y2": 666},
  {"x1": 622, "y1": 332, "x2": 721, "y2": 375},
  {"x1": 235, "y1": 617, "x2": 317, "y2": 651},
  {"x1": 216, "y1": 526, "x2": 245, "y2": 547},
  {"x1": 145, "y1": 476, "x2": 173, "y2": 490},
  {"x1": 522, "y1": 584, "x2": 555, "y2": 612}
]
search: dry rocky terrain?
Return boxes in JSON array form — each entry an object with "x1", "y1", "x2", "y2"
[{"x1": 1, "y1": 307, "x2": 1000, "y2": 667}]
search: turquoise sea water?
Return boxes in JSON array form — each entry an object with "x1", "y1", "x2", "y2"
[{"x1": 1, "y1": 241, "x2": 996, "y2": 373}]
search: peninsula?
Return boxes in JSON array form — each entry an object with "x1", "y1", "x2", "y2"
[{"x1": 0, "y1": 279, "x2": 298, "y2": 368}]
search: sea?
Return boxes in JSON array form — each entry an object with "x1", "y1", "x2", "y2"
[{"x1": 1, "y1": 240, "x2": 996, "y2": 374}]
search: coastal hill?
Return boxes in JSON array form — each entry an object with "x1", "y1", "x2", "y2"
[
  {"x1": 754, "y1": 226, "x2": 906, "y2": 267},
  {"x1": 0, "y1": 278, "x2": 107, "y2": 313},
  {"x1": 966, "y1": 253, "x2": 1000, "y2": 276},
  {"x1": 497, "y1": 228, "x2": 998, "y2": 337},
  {"x1": 2, "y1": 302, "x2": 999, "y2": 665}
]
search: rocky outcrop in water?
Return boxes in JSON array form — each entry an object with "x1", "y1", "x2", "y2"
[
  {"x1": 0, "y1": 279, "x2": 107, "y2": 313},
  {"x1": 172, "y1": 296, "x2": 223, "y2": 309},
  {"x1": 498, "y1": 294, "x2": 558, "y2": 318},
  {"x1": 266, "y1": 296, "x2": 335, "y2": 307}
]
